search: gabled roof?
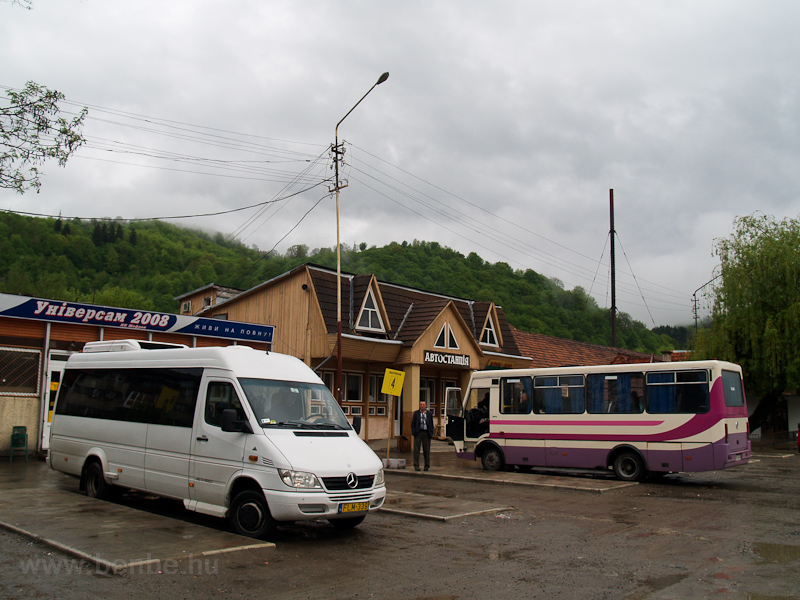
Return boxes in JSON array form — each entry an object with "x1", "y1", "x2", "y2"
[
  {"x1": 306, "y1": 264, "x2": 520, "y2": 355},
  {"x1": 391, "y1": 298, "x2": 449, "y2": 343},
  {"x1": 190, "y1": 262, "x2": 523, "y2": 358},
  {"x1": 511, "y1": 326, "x2": 659, "y2": 368}
]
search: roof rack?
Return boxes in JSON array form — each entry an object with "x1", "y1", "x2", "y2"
[{"x1": 82, "y1": 340, "x2": 189, "y2": 353}]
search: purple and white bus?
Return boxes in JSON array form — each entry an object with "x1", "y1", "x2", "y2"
[{"x1": 445, "y1": 360, "x2": 751, "y2": 481}]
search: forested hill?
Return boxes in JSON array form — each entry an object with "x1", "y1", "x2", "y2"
[{"x1": 0, "y1": 213, "x2": 679, "y2": 353}]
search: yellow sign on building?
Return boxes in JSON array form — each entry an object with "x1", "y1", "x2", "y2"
[{"x1": 381, "y1": 368, "x2": 405, "y2": 397}]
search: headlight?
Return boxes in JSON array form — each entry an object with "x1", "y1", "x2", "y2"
[
  {"x1": 279, "y1": 469, "x2": 322, "y2": 489},
  {"x1": 374, "y1": 468, "x2": 385, "y2": 486}
]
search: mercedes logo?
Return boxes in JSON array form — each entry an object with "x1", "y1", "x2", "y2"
[{"x1": 346, "y1": 472, "x2": 358, "y2": 489}]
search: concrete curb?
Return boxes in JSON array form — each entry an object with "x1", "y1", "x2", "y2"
[{"x1": 384, "y1": 466, "x2": 639, "y2": 493}]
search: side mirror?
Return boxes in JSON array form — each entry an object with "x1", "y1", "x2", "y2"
[
  {"x1": 352, "y1": 415, "x2": 362, "y2": 435},
  {"x1": 221, "y1": 408, "x2": 253, "y2": 433}
]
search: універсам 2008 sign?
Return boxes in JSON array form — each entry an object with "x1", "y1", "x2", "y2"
[
  {"x1": 0, "y1": 295, "x2": 274, "y2": 344},
  {"x1": 424, "y1": 350, "x2": 470, "y2": 368}
]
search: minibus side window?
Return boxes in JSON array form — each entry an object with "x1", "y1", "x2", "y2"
[{"x1": 205, "y1": 382, "x2": 246, "y2": 427}]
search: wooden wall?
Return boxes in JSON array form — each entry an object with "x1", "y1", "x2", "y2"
[{"x1": 204, "y1": 269, "x2": 330, "y2": 362}]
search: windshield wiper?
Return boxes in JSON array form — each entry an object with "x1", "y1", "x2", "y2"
[{"x1": 260, "y1": 419, "x2": 349, "y2": 430}]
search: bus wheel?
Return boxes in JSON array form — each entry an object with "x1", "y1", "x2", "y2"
[
  {"x1": 612, "y1": 451, "x2": 645, "y2": 482},
  {"x1": 328, "y1": 515, "x2": 366, "y2": 529},
  {"x1": 481, "y1": 447, "x2": 504, "y2": 471},
  {"x1": 83, "y1": 462, "x2": 113, "y2": 500},
  {"x1": 229, "y1": 490, "x2": 276, "y2": 539}
]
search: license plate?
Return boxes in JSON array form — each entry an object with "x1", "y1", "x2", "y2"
[{"x1": 339, "y1": 502, "x2": 369, "y2": 513}]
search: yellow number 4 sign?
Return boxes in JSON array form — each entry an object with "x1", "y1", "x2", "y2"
[{"x1": 381, "y1": 368, "x2": 405, "y2": 397}]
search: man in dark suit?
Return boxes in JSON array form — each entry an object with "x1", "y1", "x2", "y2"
[{"x1": 411, "y1": 400, "x2": 434, "y2": 471}]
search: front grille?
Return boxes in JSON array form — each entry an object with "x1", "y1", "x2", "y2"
[
  {"x1": 328, "y1": 491, "x2": 374, "y2": 503},
  {"x1": 322, "y1": 474, "x2": 375, "y2": 491}
]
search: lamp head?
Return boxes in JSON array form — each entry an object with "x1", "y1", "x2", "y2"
[{"x1": 377, "y1": 72, "x2": 389, "y2": 85}]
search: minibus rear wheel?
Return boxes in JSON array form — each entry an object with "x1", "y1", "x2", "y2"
[
  {"x1": 229, "y1": 490, "x2": 276, "y2": 539},
  {"x1": 83, "y1": 461, "x2": 114, "y2": 500}
]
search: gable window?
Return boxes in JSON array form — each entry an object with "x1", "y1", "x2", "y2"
[
  {"x1": 356, "y1": 289, "x2": 385, "y2": 333},
  {"x1": 481, "y1": 315, "x2": 499, "y2": 347},
  {"x1": 434, "y1": 323, "x2": 460, "y2": 350}
]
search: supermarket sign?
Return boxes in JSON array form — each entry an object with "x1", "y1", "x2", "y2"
[{"x1": 0, "y1": 294, "x2": 274, "y2": 343}]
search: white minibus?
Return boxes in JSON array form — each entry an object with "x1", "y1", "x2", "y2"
[{"x1": 49, "y1": 340, "x2": 386, "y2": 538}]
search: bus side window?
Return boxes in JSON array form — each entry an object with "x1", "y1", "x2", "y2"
[
  {"x1": 465, "y1": 388, "x2": 490, "y2": 437},
  {"x1": 588, "y1": 373, "x2": 644, "y2": 414},
  {"x1": 500, "y1": 377, "x2": 532, "y2": 414}
]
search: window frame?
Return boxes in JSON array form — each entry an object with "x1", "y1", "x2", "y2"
[
  {"x1": 480, "y1": 316, "x2": 499, "y2": 347},
  {"x1": 0, "y1": 346, "x2": 41, "y2": 396},
  {"x1": 355, "y1": 288, "x2": 386, "y2": 333}
]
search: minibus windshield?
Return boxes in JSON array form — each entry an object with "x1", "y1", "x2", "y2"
[{"x1": 239, "y1": 378, "x2": 351, "y2": 429}]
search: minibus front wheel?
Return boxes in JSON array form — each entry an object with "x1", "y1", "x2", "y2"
[{"x1": 229, "y1": 490, "x2": 276, "y2": 539}]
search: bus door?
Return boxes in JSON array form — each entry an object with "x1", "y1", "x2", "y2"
[
  {"x1": 444, "y1": 387, "x2": 465, "y2": 451},
  {"x1": 41, "y1": 351, "x2": 73, "y2": 451},
  {"x1": 190, "y1": 379, "x2": 249, "y2": 508}
]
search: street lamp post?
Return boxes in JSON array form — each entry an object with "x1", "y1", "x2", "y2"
[{"x1": 333, "y1": 72, "x2": 389, "y2": 403}]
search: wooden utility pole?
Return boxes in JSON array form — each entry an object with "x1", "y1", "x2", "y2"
[{"x1": 610, "y1": 189, "x2": 617, "y2": 347}]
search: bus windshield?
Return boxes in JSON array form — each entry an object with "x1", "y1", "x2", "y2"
[{"x1": 238, "y1": 378, "x2": 351, "y2": 430}]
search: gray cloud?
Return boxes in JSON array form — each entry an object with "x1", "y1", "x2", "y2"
[{"x1": 2, "y1": 0, "x2": 799, "y2": 328}]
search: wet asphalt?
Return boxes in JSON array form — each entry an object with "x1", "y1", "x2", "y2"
[{"x1": 0, "y1": 440, "x2": 631, "y2": 573}]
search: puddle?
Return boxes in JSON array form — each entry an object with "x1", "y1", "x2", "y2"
[
  {"x1": 610, "y1": 511, "x2": 638, "y2": 526},
  {"x1": 755, "y1": 543, "x2": 800, "y2": 563},
  {"x1": 642, "y1": 573, "x2": 689, "y2": 592}
]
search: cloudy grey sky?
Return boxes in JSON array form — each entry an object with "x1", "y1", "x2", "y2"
[{"x1": 2, "y1": 1, "x2": 799, "y2": 328}]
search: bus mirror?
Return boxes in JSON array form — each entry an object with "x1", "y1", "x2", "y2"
[
  {"x1": 352, "y1": 415, "x2": 362, "y2": 435},
  {"x1": 221, "y1": 409, "x2": 252, "y2": 434}
]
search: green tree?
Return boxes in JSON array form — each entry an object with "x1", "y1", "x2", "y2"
[
  {"x1": 1, "y1": 82, "x2": 87, "y2": 193},
  {"x1": 693, "y1": 214, "x2": 800, "y2": 430}
]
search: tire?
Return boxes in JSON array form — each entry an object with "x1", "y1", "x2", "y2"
[
  {"x1": 612, "y1": 450, "x2": 645, "y2": 482},
  {"x1": 228, "y1": 490, "x2": 276, "y2": 539},
  {"x1": 328, "y1": 515, "x2": 366, "y2": 529},
  {"x1": 481, "y1": 446, "x2": 504, "y2": 472},
  {"x1": 83, "y1": 462, "x2": 113, "y2": 500}
]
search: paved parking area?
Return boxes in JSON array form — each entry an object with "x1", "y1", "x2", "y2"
[
  {"x1": 0, "y1": 442, "x2": 633, "y2": 574},
  {"x1": 382, "y1": 490, "x2": 512, "y2": 520},
  {"x1": 0, "y1": 461, "x2": 273, "y2": 574}
]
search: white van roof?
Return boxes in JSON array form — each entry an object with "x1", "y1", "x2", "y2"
[{"x1": 69, "y1": 341, "x2": 320, "y2": 383}]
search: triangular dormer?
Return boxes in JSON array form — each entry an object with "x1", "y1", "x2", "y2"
[
  {"x1": 434, "y1": 322, "x2": 460, "y2": 350},
  {"x1": 355, "y1": 279, "x2": 390, "y2": 334},
  {"x1": 479, "y1": 305, "x2": 502, "y2": 348}
]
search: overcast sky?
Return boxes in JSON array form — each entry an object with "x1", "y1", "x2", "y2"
[{"x1": 2, "y1": 1, "x2": 799, "y2": 328}]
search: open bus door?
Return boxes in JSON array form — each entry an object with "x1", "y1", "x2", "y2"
[{"x1": 444, "y1": 387, "x2": 465, "y2": 452}]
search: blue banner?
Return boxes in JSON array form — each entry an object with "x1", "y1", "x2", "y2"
[{"x1": 0, "y1": 294, "x2": 274, "y2": 344}]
